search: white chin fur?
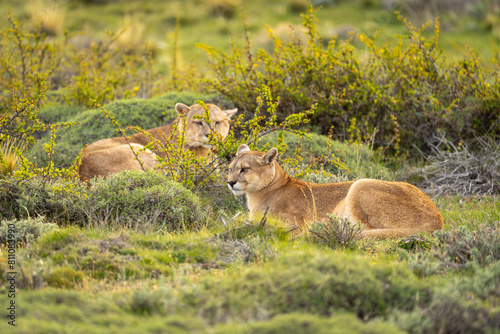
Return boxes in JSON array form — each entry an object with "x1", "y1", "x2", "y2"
[{"x1": 228, "y1": 185, "x2": 245, "y2": 196}]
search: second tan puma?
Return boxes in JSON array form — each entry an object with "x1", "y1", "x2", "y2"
[{"x1": 79, "y1": 102, "x2": 237, "y2": 182}]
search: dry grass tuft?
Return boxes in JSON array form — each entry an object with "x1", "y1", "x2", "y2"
[
  {"x1": 116, "y1": 15, "x2": 146, "y2": 54},
  {"x1": 25, "y1": 0, "x2": 66, "y2": 36},
  {"x1": 309, "y1": 215, "x2": 366, "y2": 250},
  {"x1": 0, "y1": 137, "x2": 26, "y2": 178}
]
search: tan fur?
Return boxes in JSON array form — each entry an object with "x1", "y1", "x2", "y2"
[
  {"x1": 227, "y1": 145, "x2": 443, "y2": 239},
  {"x1": 79, "y1": 103, "x2": 237, "y2": 182}
]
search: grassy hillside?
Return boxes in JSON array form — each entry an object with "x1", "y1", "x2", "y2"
[
  {"x1": 2, "y1": 0, "x2": 499, "y2": 68},
  {"x1": 0, "y1": 194, "x2": 499, "y2": 333},
  {"x1": 1, "y1": 1, "x2": 499, "y2": 333}
]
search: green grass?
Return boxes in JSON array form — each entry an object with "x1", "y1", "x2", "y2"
[
  {"x1": 259, "y1": 131, "x2": 394, "y2": 180},
  {"x1": 435, "y1": 196, "x2": 500, "y2": 228},
  {"x1": 2, "y1": 289, "x2": 406, "y2": 333},
  {"x1": 1, "y1": 0, "x2": 498, "y2": 68},
  {"x1": 1, "y1": 195, "x2": 498, "y2": 332}
]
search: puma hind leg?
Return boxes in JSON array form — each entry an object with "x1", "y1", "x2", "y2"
[{"x1": 341, "y1": 179, "x2": 443, "y2": 239}]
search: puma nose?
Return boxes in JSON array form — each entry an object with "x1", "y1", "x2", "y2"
[{"x1": 228, "y1": 181, "x2": 236, "y2": 188}]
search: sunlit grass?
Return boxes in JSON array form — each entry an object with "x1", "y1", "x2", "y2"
[
  {"x1": 435, "y1": 195, "x2": 500, "y2": 228},
  {"x1": 2, "y1": 0, "x2": 498, "y2": 65},
  {"x1": 115, "y1": 14, "x2": 146, "y2": 54},
  {"x1": 0, "y1": 137, "x2": 26, "y2": 177},
  {"x1": 1, "y1": 192, "x2": 497, "y2": 332},
  {"x1": 25, "y1": 0, "x2": 66, "y2": 36}
]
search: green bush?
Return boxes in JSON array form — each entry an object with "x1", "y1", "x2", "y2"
[
  {"x1": 0, "y1": 171, "x2": 206, "y2": 231},
  {"x1": 179, "y1": 250, "x2": 430, "y2": 323},
  {"x1": 0, "y1": 217, "x2": 58, "y2": 247},
  {"x1": 37, "y1": 103, "x2": 85, "y2": 125},
  {"x1": 27, "y1": 92, "x2": 218, "y2": 168},
  {"x1": 45, "y1": 266, "x2": 85, "y2": 288},
  {"x1": 396, "y1": 261, "x2": 500, "y2": 334},
  {"x1": 88, "y1": 170, "x2": 207, "y2": 231},
  {"x1": 258, "y1": 131, "x2": 393, "y2": 179},
  {"x1": 400, "y1": 223, "x2": 500, "y2": 277},
  {"x1": 434, "y1": 223, "x2": 500, "y2": 269},
  {"x1": 201, "y1": 6, "x2": 500, "y2": 156},
  {"x1": 0, "y1": 176, "x2": 89, "y2": 222}
]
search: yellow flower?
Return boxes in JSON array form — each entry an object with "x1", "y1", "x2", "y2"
[{"x1": 133, "y1": 86, "x2": 139, "y2": 92}]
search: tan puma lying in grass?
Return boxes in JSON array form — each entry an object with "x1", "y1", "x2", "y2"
[
  {"x1": 227, "y1": 144, "x2": 443, "y2": 239},
  {"x1": 79, "y1": 102, "x2": 237, "y2": 182}
]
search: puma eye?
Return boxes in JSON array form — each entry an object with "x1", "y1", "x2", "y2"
[
  {"x1": 240, "y1": 167, "x2": 249, "y2": 173},
  {"x1": 194, "y1": 121, "x2": 203, "y2": 126},
  {"x1": 215, "y1": 121, "x2": 221, "y2": 125}
]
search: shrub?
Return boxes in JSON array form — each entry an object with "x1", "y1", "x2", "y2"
[
  {"x1": 433, "y1": 223, "x2": 500, "y2": 270},
  {"x1": 399, "y1": 223, "x2": 500, "y2": 277},
  {"x1": 258, "y1": 131, "x2": 393, "y2": 179},
  {"x1": 1, "y1": 10, "x2": 204, "y2": 121},
  {"x1": 0, "y1": 170, "x2": 206, "y2": 231},
  {"x1": 45, "y1": 266, "x2": 85, "y2": 288},
  {"x1": 0, "y1": 176, "x2": 88, "y2": 222},
  {"x1": 27, "y1": 92, "x2": 216, "y2": 168},
  {"x1": 397, "y1": 236, "x2": 433, "y2": 252},
  {"x1": 0, "y1": 11, "x2": 55, "y2": 114},
  {"x1": 60, "y1": 29, "x2": 163, "y2": 107},
  {"x1": 16, "y1": 258, "x2": 49, "y2": 290},
  {"x1": 309, "y1": 215, "x2": 365, "y2": 250},
  {"x1": 135, "y1": 85, "x2": 315, "y2": 191},
  {"x1": 395, "y1": 261, "x2": 500, "y2": 334},
  {"x1": 0, "y1": 217, "x2": 58, "y2": 247},
  {"x1": 88, "y1": 170, "x2": 207, "y2": 231},
  {"x1": 37, "y1": 103, "x2": 85, "y2": 125},
  {"x1": 201, "y1": 6, "x2": 500, "y2": 156}
]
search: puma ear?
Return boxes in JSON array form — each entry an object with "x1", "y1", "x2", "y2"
[
  {"x1": 224, "y1": 108, "x2": 238, "y2": 119},
  {"x1": 262, "y1": 147, "x2": 278, "y2": 165},
  {"x1": 175, "y1": 103, "x2": 190, "y2": 116},
  {"x1": 236, "y1": 144, "x2": 250, "y2": 155}
]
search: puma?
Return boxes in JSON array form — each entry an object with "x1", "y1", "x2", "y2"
[
  {"x1": 227, "y1": 144, "x2": 443, "y2": 239},
  {"x1": 79, "y1": 102, "x2": 237, "y2": 182}
]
